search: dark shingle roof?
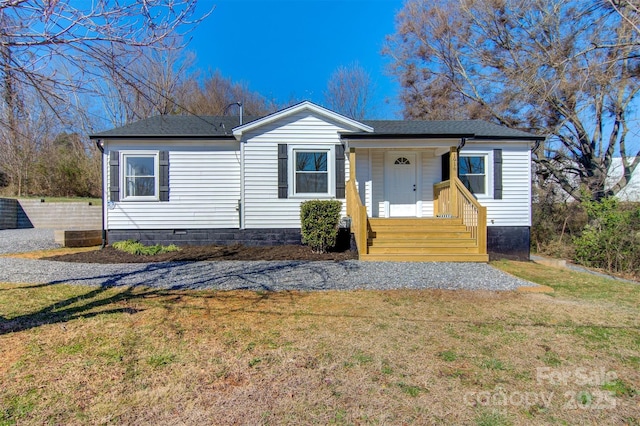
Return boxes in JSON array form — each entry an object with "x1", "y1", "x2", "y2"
[
  {"x1": 358, "y1": 120, "x2": 542, "y2": 140},
  {"x1": 90, "y1": 115, "x2": 542, "y2": 140},
  {"x1": 90, "y1": 115, "x2": 257, "y2": 139}
]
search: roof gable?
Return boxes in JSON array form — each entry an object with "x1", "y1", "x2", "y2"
[{"x1": 232, "y1": 101, "x2": 373, "y2": 138}]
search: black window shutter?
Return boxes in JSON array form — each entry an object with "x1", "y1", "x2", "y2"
[
  {"x1": 441, "y1": 152, "x2": 450, "y2": 181},
  {"x1": 159, "y1": 151, "x2": 169, "y2": 201},
  {"x1": 493, "y1": 149, "x2": 503, "y2": 199},
  {"x1": 277, "y1": 144, "x2": 288, "y2": 198},
  {"x1": 109, "y1": 150, "x2": 119, "y2": 202},
  {"x1": 335, "y1": 144, "x2": 345, "y2": 198}
]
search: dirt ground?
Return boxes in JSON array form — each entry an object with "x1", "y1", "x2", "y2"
[{"x1": 44, "y1": 244, "x2": 358, "y2": 263}]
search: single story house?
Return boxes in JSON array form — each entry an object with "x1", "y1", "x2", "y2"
[{"x1": 90, "y1": 101, "x2": 544, "y2": 261}]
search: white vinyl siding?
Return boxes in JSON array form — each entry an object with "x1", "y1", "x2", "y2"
[
  {"x1": 420, "y1": 154, "x2": 440, "y2": 217},
  {"x1": 354, "y1": 148, "x2": 372, "y2": 216},
  {"x1": 371, "y1": 149, "x2": 385, "y2": 217},
  {"x1": 243, "y1": 112, "x2": 356, "y2": 228},
  {"x1": 461, "y1": 143, "x2": 531, "y2": 227},
  {"x1": 105, "y1": 141, "x2": 241, "y2": 229}
]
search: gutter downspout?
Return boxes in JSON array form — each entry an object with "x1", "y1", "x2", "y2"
[
  {"x1": 239, "y1": 136, "x2": 245, "y2": 229},
  {"x1": 94, "y1": 139, "x2": 107, "y2": 249}
]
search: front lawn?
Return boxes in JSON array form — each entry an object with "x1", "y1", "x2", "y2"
[{"x1": 0, "y1": 261, "x2": 638, "y2": 424}]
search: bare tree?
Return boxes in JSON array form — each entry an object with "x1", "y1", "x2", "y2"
[
  {"x1": 324, "y1": 62, "x2": 374, "y2": 120},
  {"x1": 0, "y1": 1, "x2": 208, "y2": 113},
  {"x1": 97, "y1": 42, "x2": 198, "y2": 127},
  {"x1": 0, "y1": 1, "x2": 209, "y2": 196},
  {"x1": 183, "y1": 70, "x2": 277, "y2": 117},
  {"x1": 384, "y1": 0, "x2": 640, "y2": 201},
  {"x1": 0, "y1": 86, "x2": 59, "y2": 196}
]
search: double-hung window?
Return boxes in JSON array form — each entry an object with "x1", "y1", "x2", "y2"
[
  {"x1": 459, "y1": 155, "x2": 487, "y2": 196},
  {"x1": 289, "y1": 146, "x2": 334, "y2": 197},
  {"x1": 122, "y1": 152, "x2": 159, "y2": 200}
]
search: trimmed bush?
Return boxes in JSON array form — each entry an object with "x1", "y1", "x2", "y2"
[{"x1": 300, "y1": 200, "x2": 342, "y2": 253}]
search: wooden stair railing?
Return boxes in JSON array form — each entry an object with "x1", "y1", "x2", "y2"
[
  {"x1": 346, "y1": 179, "x2": 369, "y2": 255},
  {"x1": 433, "y1": 177, "x2": 487, "y2": 254}
]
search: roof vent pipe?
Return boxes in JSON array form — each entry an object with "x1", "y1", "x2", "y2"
[{"x1": 224, "y1": 101, "x2": 243, "y2": 125}]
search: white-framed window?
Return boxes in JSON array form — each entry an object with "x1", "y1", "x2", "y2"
[
  {"x1": 121, "y1": 151, "x2": 159, "y2": 201},
  {"x1": 459, "y1": 154, "x2": 488, "y2": 196},
  {"x1": 289, "y1": 145, "x2": 335, "y2": 197}
]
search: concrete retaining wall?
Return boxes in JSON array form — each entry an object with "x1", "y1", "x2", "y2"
[
  {"x1": 0, "y1": 198, "x2": 18, "y2": 229},
  {"x1": 0, "y1": 198, "x2": 102, "y2": 230}
]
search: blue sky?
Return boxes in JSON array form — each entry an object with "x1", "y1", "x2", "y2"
[{"x1": 188, "y1": 0, "x2": 405, "y2": 118}]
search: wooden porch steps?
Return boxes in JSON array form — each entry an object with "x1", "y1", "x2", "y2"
[{"x1": 361, "y1": 217, "x2": 489, "y2": 262}]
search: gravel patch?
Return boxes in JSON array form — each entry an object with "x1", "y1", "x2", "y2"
[
  {"x1": 0, "y1": 229, "x2": 537, "y2": 291},
  {"x1": 0, "y1": 256, "x2": 536, "y2": 291},
  {"x1": 0, "y1": 229, "x2": 60, "y2": 254}
]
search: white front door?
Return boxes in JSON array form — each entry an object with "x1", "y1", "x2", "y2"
[{"x1": 385, "y1": 152, "x2": 417, "y2": 217}]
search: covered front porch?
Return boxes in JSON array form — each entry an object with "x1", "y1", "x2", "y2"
[{"x1": 345, "y1": 146, "x2": 488, "y2": 262}]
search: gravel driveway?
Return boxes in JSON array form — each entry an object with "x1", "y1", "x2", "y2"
[
  {"x1": 0, "y1": 228, "x2": 60, "y2": 254},
  {"x1": 0, "y1": 229, "x2": 536, "y2": 291}
]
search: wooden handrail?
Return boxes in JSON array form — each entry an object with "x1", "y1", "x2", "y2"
[
  {"x1": 433, "y1": 178, "x2": 487, "y2": 254},
  {"x1": 346, "y1": 179, "x2": 368, "y2": 255}
]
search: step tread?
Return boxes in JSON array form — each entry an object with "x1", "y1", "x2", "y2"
[
  {"x1": 369, "y1": 232, "x2": 473, "y2": 239},
  {"x1": 360, "y1": 253, "x2": 489, "y2": 262},
  {"x1": 368, "y1": 240, "x2": 478, "y2": 248},
  {"x1": 367, "y1": 246, "x2": 481, "y2": 255}
]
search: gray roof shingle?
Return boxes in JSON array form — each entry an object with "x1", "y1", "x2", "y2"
[
  {"x1": 90, "y1": 115, "x2": 256, "y2": 138},
  {"x1": 90, "y1": 115, "x2": 542, "y2": 140},
  {"x1": 358, "y1": 120, "x2": 542, "y2": 139}
]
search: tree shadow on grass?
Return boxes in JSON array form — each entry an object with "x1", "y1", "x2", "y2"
[
  {"x1": 0, "y1": 284, "x2": 148, "y2": 335},
  {"x1": 0, "y1": 260, "x2": 360, "y2": 335}
]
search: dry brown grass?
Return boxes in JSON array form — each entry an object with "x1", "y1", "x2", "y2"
[
  {"x1": 1, "y1": 246, "x2": 99, "y2": 259},
  {"x1": 1, "y1": 262, "x2": 639, "y2": 425}
]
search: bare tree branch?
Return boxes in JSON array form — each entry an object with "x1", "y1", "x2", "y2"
[{"x1": 324, "y1": 62, "x2": 375, "y2": 120}]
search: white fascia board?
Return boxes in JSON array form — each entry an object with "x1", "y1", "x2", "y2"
[
  {"x1": 466, "y1": 138, "x2": 536, "y2": 147},
  {"x1": 102, "y1": 138, "x2": 239, "y2": 149},
  {"x1": 343, "y1": 138, "x2": 461, "y2": 149},
  {"x1": 232, "y1": 100, "x2": 373, "y2": 139}
]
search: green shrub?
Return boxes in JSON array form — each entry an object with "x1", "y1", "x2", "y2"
[
  {"x1": 573, "y1": 197, "x2": 640, "y2": 276},
  {"x1": 300, "y1": 200, "x2": 342, "y2": 253},
  {"x1": 111, "y1": 239, "x2": 181, "y2": 256}
]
